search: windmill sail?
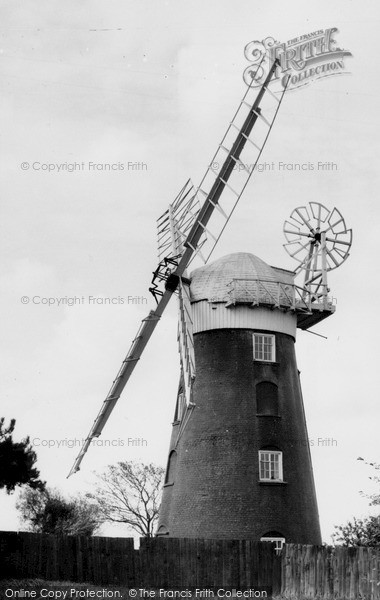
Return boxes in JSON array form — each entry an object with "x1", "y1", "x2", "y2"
[
  {"x1": 68, "y1": 59, "x2": 289, "y2": 477},
  {"x1": 176, "y1": 279, "x2": 195, "y2": 407}
]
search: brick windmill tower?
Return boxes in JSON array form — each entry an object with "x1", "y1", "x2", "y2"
[{"x1": 68, "y1": 63, "x2": 352, "y2": 546}]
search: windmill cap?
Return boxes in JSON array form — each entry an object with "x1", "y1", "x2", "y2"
[{"x1": 190, "y1": 252, "x2": 295, "y2": 303}]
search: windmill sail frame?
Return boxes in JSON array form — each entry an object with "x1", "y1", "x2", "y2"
[{"x1": 68, "y1": 59, "x2": 289, "y2": 477}]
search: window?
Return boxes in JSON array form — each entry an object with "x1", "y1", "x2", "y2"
[
  {"x1": 259, "y1": 450, "x2": 283, "y2": 481},
  {"x1": 260, "y1": 534, "x2": 285, "y2": 554},
  {"x1": 253, "y1": 334, "x2": 275, "y2": 362},
  {"x1": 256, "y1": 382, "x2": 279, "y2": 416},
  {"x1": 174, "y1": 391, "x2": 185, "y2": 422},
  {"x1": 165, "y1": 450, "x2": 177, "y2": 484}
]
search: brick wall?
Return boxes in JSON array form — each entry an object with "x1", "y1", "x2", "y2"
[{"x1": 158, "y1": 328, "x2": 321, "y2": 544}]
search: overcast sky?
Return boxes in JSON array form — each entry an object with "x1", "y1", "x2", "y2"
[{"x1": 1, "y1": 0, "x2": 379, "y2": 542}]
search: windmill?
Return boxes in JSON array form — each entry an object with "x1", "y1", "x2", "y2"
[
  {"x1": 156, "y1": 203, "x2": 351, "y2": 543},
  {"x1": 68, "y1": 60, "x2": 352, "y2": 545}
]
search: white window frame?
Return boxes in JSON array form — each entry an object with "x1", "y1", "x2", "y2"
[
  {"x1": 260, "y1": 537, "x2": 285, "y2": 554},
  {"x1": 253, "y1": 334, "x2": 276, "y2": 362},
  {"x1": 259, "y1": 450, "x2": 283, "y2": 482}
]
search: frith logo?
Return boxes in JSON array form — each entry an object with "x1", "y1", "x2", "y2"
[{"x1": 243, "y1": 28, "x2": 352, "y2": 91}]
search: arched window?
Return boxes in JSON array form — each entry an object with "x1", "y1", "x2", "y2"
[
  {"x1": 165, "y1": 450, "x2": 177, "y2": 484},
  {"x1": 256, "y1": 382, "x2": 279, "y2": 416},
  {"x1": 259, "y1": 448, "x2": 283, "y2": 481},
  {"x1": 156, "y1": 525, "x2": 169, "y2": 537}
]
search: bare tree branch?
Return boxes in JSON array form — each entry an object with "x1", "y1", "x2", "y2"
[{"x1": 89, "y1": 461, "x2": 164, "y2": 537}]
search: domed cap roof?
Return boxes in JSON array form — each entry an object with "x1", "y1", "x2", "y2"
[{"x1": 190, "y1": 252, "x2": 294, "y2": 303}]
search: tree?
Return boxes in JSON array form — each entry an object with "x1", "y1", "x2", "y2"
[
  {"x1": 333, "y1": 458, "x2": 380, "y2": 547},
  {"x1": 0, "y1": 417, "x2": 45, "y2": 493},
  {"x1": 357, "y1": 457, "x2": 380, "y2": 506},
  {"x1": 332, "y1": 516, "x2": 380, "y2": 547},
  {"x1": 16, "y1": 486, "x2": 102, "y2": 536},
  {"x1": 89, "y1": 461, "x2": 165, "y2": 537}
]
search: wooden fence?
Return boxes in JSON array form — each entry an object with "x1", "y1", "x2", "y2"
[
  {"x1": 138, "y1": 537, "x2": 279, "y2": 590},
  {"x1": 0, "y1": 531, "x2": 135, "y2": 586},
  {"x1": 1, "y1": 531, "x2": 380, "y2": 599},
  {"x1": 282, "y1": 543, "x2": 380, "y2": 599}
]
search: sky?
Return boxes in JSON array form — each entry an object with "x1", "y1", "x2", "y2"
[{"x1": 1, "y1": 0, "x2": 380, "y2": 543}]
